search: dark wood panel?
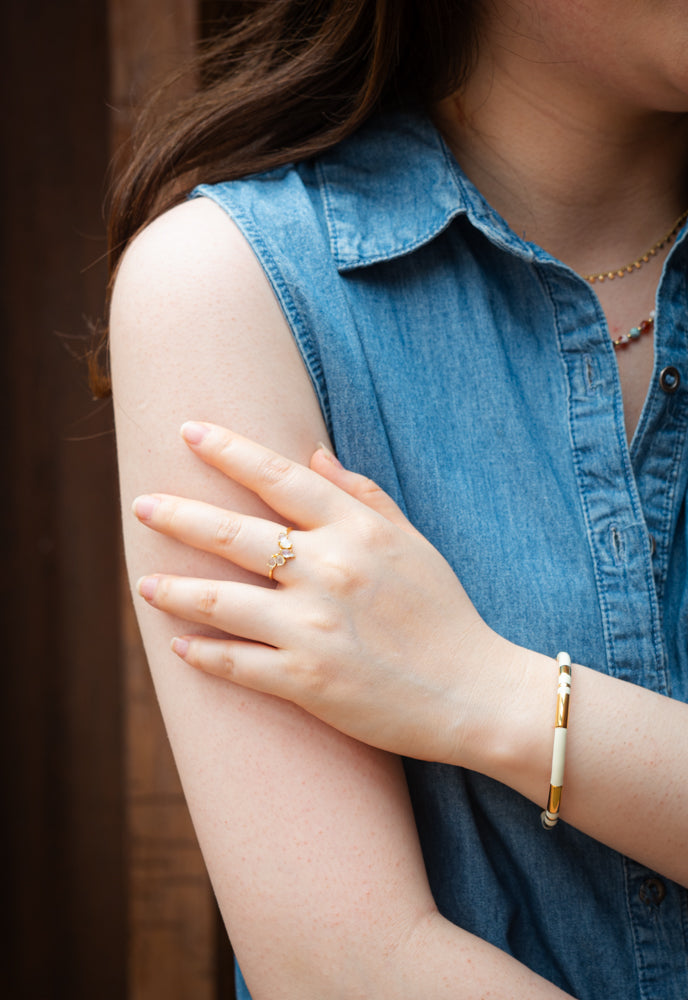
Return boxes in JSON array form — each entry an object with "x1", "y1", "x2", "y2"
[
  {"x1": 1, "y1": 2, "x2": 241, "y2": 995},
  {"x1": 0, "y1": 1, "x2": 125, "y2": 996}
]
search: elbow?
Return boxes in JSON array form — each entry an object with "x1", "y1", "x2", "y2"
[{"x1": 238, "y1": 905, "x2": 441, "y2": 1000}]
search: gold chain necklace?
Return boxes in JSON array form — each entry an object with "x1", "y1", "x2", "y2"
[{"x1": 583, "y1": 209, "x2": 688, "y2": 284}]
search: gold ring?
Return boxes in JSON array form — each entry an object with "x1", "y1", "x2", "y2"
[{"x1": 268, "y1": 527, "x2": 295, "y2": 580}]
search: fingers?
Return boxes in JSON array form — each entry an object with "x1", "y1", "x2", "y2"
[
  {"x1": 180, "y1": 422, "x2": 351, "y2": 529},
  {"x1": 170, "y1": 634, "x2": 293, "y2": 700},
  {"x1": 310, "y1": 446, "x2": 418, "y2": 536},
  {"x1": 133, "y1": 494, "x2": 295, "y2": 580},
  {"x1": 137, "y1": 573, "x2": 285, "y2": 645}
]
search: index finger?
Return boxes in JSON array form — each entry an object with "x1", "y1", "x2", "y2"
[{"x1": 180, "y1": 422, "x2": 352, "y2": 528}]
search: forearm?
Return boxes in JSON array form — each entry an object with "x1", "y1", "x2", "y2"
[{"x1": 478, "y1": 642, "x2": 688, "y2": 886}]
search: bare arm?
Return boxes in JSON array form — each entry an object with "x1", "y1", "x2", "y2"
[
  {"x1": 111, "y1": 198, "x2": 572, "y2": 999},
  {"x1": 134, "y1": 418, "x2": 688, "y2": 891}
]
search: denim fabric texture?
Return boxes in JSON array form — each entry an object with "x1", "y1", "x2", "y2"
[{"x1": 193, "y1": 109, "x2": 688, "y2": 1000}]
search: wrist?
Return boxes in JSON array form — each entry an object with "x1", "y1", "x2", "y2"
[{"x1": 458, "y1": 639, "x2": 556, "y2": 805}]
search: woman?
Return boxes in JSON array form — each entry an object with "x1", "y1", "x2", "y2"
[{"x1": 108, "y1": 1, "x2": 688, "y2": 997}]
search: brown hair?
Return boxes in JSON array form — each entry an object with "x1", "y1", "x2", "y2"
[{"x1": 93, "y1": 0, "x2": 479, "y2": 394}]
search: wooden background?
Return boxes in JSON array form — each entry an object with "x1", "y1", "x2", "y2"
[{"x1": 3, "y1": 1, "x2": 236, "y2": 996}]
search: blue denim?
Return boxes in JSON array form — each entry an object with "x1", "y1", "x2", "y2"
[{"x1": 194, "y1": 109, "x2": 688, "y2": 1000}]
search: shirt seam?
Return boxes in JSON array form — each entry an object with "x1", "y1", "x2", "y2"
[{"x1": 191, "y1": 186, "x2": 334, "y2": 440}]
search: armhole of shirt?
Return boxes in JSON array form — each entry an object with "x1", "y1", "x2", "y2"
[{"x1": 190, "y1": 182, "x2": 334, "y2": 440}]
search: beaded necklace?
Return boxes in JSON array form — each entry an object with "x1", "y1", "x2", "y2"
[
  {"x1": 582, "y1": 210, "x2": 686, "y2": 349},
  {"x1": 610, "y1": 311, "x2": 655, "y2": 351}
]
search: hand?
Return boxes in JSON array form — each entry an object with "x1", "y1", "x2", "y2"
[{"x1": 134, "y1": 422, "x2": 510, "y2": 766}]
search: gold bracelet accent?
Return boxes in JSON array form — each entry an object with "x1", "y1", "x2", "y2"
[{"x1": 541, "y1": 652, "x2": 572, "y2": 830}]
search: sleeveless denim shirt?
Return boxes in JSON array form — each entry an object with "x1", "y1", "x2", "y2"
[{"x1": 193, "y1": 109, "x2": 688, "y2": 1000}]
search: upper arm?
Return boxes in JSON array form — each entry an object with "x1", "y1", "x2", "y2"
[{"x1": 109, "y1": 197, "x2": 437, "y2": 998}]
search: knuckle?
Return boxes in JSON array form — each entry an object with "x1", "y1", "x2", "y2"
[
  {"x1": 256, "y1": 452, "x2": 295, "y2": 487},
  {"x1": 314, "y1": 514, "x2": 394, "y2": 597},
  {"x1": 302, "y1": 600, "x2": 341, "y2": 636},
  {"x1": 219, "y1": 646, "x2": 236, "y2": 677},
  {"x1": 358, "y1": 512, "x2": 393, "y2": 549},
  {"x1": 317, "y1": 542, "x2": 365, "y2": 597},
  {"x1": 286, "y1": 652, "x2": 331, "y2": 699},
  {"x1": 357, "y1": 476, "x2": 385, "y2": 504},
  {"x1": 216, "y1": 434, "x2": 238, "y2": 465},
  {"x1": 214, "y1": 515, "x2": 241, "y2": 550},
  {"x1": 166, "y1": 506, "x2": 188, "y2": 539},
  {"x1": 195, "y1": 585, "x2": 219, "y2": 617},
  {"x1": 302, "y1": 667, "x2": 329, "y2": 701}
]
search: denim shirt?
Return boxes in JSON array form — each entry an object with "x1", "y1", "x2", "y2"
[{"x1": 194, "y1": 109, "x2": 688, "y2": 1000}]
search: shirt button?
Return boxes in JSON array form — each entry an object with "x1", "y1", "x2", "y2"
[
  {"x1": 639, "y1": 877, "x2": 666, "y2": 906},
  {"x1": 659, "y1": 366, "x2": 680, "y2": 394}
]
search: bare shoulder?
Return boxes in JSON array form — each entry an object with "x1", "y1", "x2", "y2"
[
  {"x1": 111, "y1": 196, "x2": 289, "y2": 363},
  {"x1": 114, "y1": 196, "x2": 263, "y2": 290},
  {"x1": 110, "y1": 195, "x2": 326, "y2": 481}
]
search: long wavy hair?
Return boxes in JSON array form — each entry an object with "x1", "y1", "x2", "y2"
[{"x1": 93, "y1": 0, "x2": 479, "y2": 394}]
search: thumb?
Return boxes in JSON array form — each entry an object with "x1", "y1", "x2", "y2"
[{"x1": 310, "y1": 444, "x2": 418, "y2": 535}]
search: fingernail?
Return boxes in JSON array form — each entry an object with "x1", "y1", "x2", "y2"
[
  {"x1": 171, "y1": 637, "x2": 189, "y2": 658},
  {"x1": 181, "y1": 421, "x2": 209, "y2": 445},
  {"x1": 132, "y1": 495, "x2": 159, "y2": 521},
  {"x1": 316, "y1": 441, "x2": 343, "y2": 468},
  {"x1": 137, "y1": 576, "x2": 158, "y2": 602}
]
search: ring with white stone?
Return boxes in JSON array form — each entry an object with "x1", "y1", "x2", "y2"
[{"x1": 267, "y1": 527, "x2": 295, "y2": 581}]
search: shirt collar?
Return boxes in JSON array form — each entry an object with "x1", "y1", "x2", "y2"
[{"x1": 316, "y1": 108, "x2": 537, "y2": 272}]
